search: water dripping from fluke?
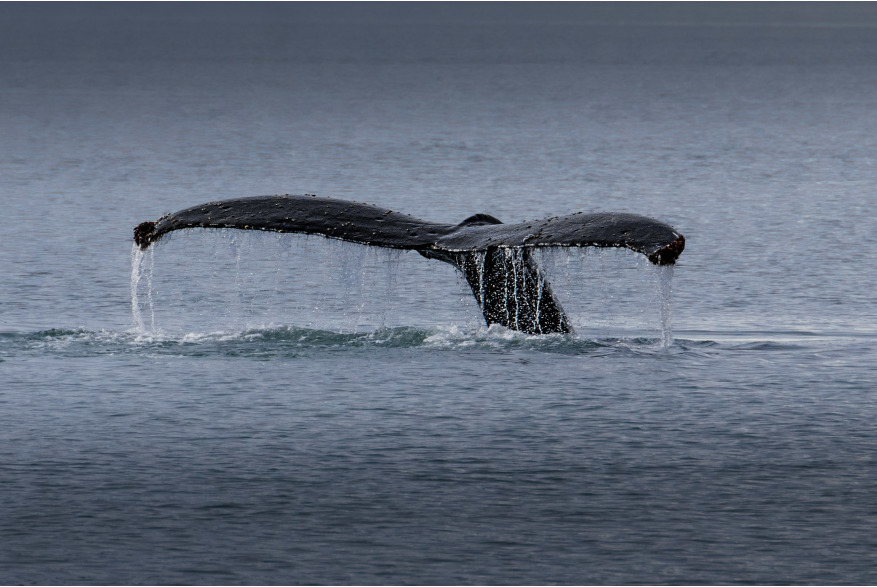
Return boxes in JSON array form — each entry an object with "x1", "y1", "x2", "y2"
[
  {"x1": 131, "y1": 243, "x2": 158, "y2": 335},
  {"x1": 130, "y1": 243, "x2": 145, "y2": 332},
  {"x1": 132, "y1": 195, "x2": 685, "y2": 335},
  {"x1": 656, "y1": 264, "x2": 675, "y2": 347}
]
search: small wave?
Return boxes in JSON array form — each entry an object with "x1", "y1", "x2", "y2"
[
  {"x1": 726, "y1": 341, "x2": 806, "y2": 351},
  {"x1": 0, "y1": 325, "x2": 674, "y2": 359},
  {"x1": 421, "y1": 324, "x2": 612, "y2": 354},
  {"x1": 4, "y1": 325, "x2": 840, "y2": 361}
]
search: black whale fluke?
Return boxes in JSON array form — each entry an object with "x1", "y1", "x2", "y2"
[{"x1": 134, "y1": 194, "x2": 684, "y2": 334}]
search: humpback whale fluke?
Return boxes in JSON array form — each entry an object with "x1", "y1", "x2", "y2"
[{"x1": 134, "y1": 194, "x2": 684, "y2": 334}]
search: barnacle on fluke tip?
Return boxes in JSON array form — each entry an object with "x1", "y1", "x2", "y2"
[{"x1": 134, "y1": 194, "x2": 684, "y2": 334}]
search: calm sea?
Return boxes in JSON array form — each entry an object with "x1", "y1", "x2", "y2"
[{"x1": 2, "y1": 4, "x2": 877, "y2": 584}]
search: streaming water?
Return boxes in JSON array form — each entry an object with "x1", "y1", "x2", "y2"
[
  {"x1": 655, "y1": 264, "x2": 675, "y2": 347},
  {"x1": 130, "y1": 244, "x2": 144, "y2": 332},
  {"x1": 130, "y1": 232, "x2": 674, "y2": 344}
]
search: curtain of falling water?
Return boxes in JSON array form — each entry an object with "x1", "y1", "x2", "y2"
[
  {"x1": 129, "y1": 230, "x2": 467, "y2": 335},
  {"x1": 532, "y1": 247, "x2": 675, "y2": 344},
  {"x1": 131, "y1": 232, "x2": 675, "y2": 342}
]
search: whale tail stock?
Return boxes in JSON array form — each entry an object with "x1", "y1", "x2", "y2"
[
  {"x1": 134, "y1": 194, "x2": 684, "y2": 334},
  {"x1": 418, "y1": 214, "x2": 570, "y2": 334}
]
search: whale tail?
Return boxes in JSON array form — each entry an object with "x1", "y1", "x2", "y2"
[{"x1": 134, "y1": 195, "x2": 684, "y2": 334}]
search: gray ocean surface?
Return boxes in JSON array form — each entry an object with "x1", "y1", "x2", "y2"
[{"x1": 2, "y1": 3, "x2": 877, "y2": 584}]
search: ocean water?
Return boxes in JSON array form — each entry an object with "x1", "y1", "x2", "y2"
[{"x1": 2, "y1": 4, "x2": 877, "y2": 584}]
